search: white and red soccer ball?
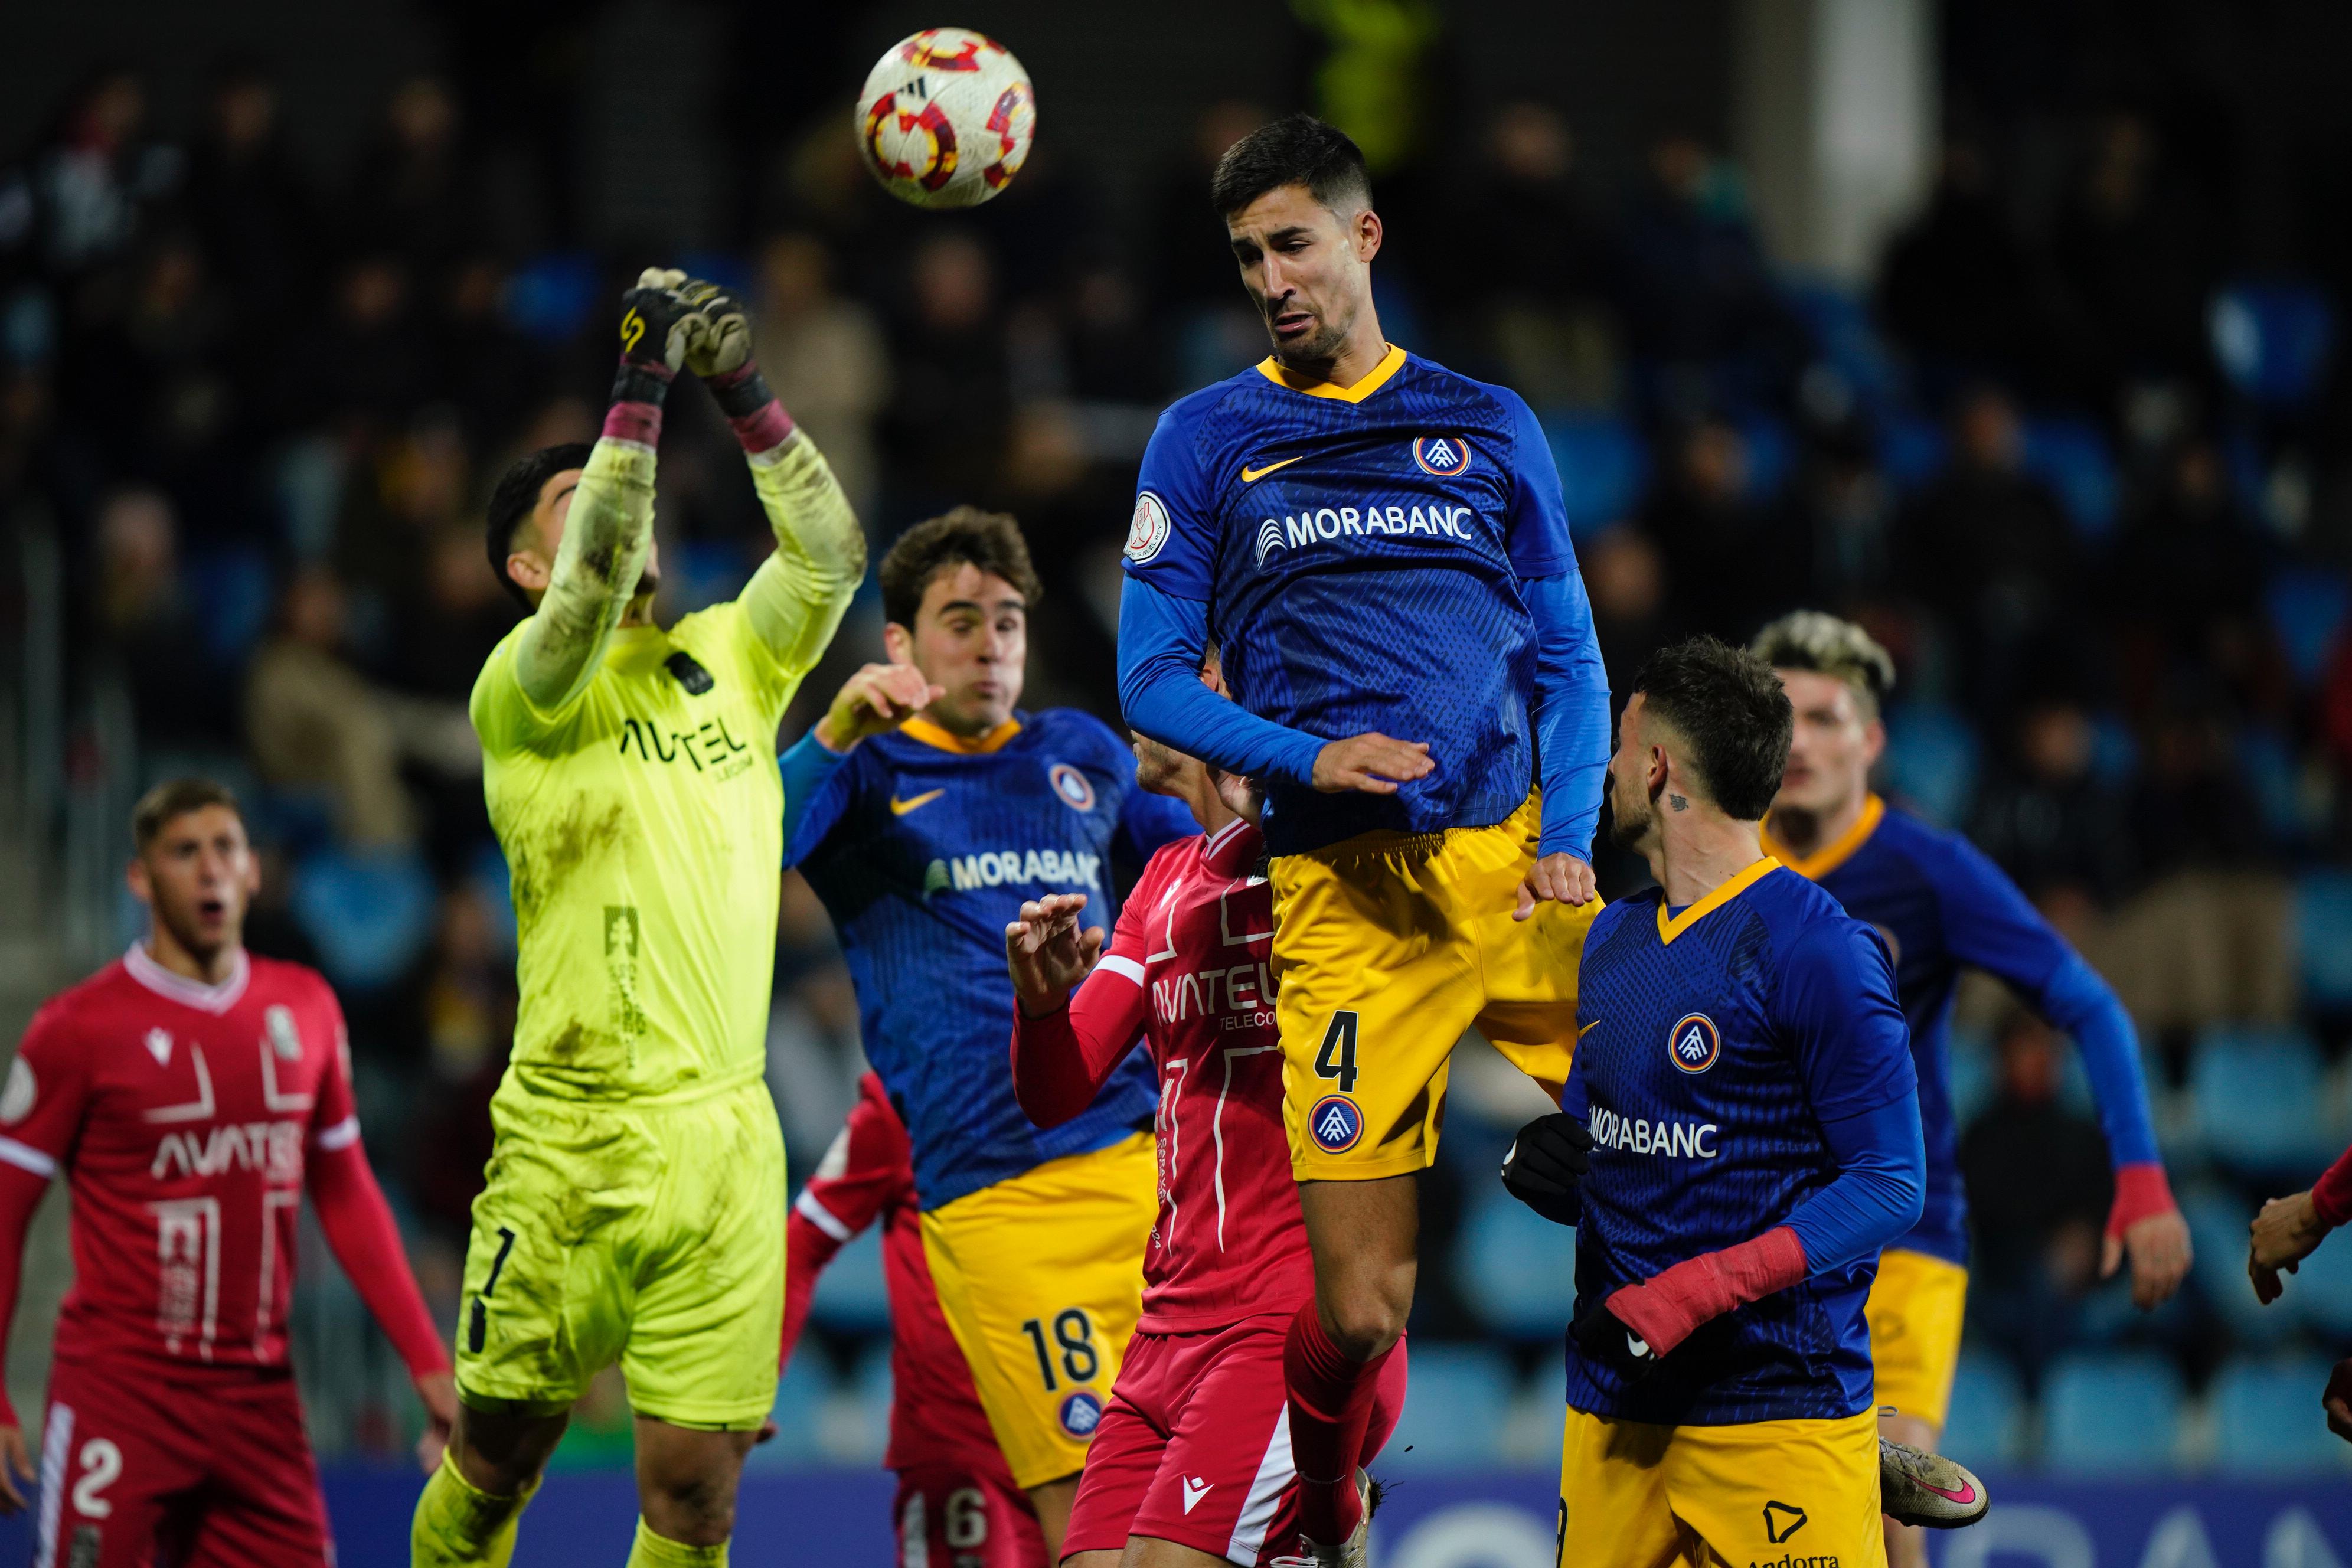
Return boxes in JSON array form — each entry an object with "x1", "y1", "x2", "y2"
[{"x1": 855, "y1": 28, "x2": 1035, "y2": 210}]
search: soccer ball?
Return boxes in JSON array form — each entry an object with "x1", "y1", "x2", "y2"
[{"x1": 855, "y1": 29, "x2": 1035, "y2": 210}]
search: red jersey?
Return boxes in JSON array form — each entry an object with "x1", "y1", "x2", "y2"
[
  {"x1": 1013, "y1": 818, "x2": 1311, "y2": 1332},
  {"x1": 3, "y1": 946, "x2": 362, "y2": 1373},
  {"x1": 785, "y1": 1073, "x2": 1014, "y2": 1480}
]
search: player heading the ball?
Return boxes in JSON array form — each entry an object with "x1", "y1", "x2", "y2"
[{"x1": 1115, "y1": 113, "x2": 1612, "y2": 1562}]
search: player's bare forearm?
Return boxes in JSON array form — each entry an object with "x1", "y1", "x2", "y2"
[{"x1": 513, "y1": 439, "x2": 656, "y2": 710}]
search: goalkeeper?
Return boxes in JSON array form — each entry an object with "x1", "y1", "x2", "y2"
[{"x1": 411, "y1": 270, "x2": 865, "y2": 1568}]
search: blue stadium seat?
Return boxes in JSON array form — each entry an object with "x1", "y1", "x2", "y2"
[
  {"x1": 1941, "y1": 1351, "x2": 2026, "y2": 1468},
  {"x1": 750, "y1": 1353, "x2": 835, "y2": 1468},
  {"x1": 2020, "y1": 417, "x2": 2119, "y2": 538},
  {"x1": 806, "y1": 1221, "x2": 892, "y2": 1335},
  {"x1": 503, "y1": 250, "x2": 601, "y2": 344},
  {"x1": 2265, "y1": 567, "x2": 2349, "y2": 688},
  {"x1": 2211, "y1": 281, "x2": 2337, "y2": 409},
  {"x1": 1785, "y1": 280, "x2": 1903, "y2": 414},
  {"x1": 184, "y1": 547, "x2": 276, "y2": 667},
  {"x1": 2187, "y1": 1027, "x2": 2340, "y2": 1180},
  {"x1": 468, "y1": 838, "x2": 517, "y2": 956},
  {"x1": 2299, "y1": 871, "x2": 2352, "y2": 1012},
  {"x1": 2285, "y1": 1225, "x2": 2352, "y2": 1339},
  {"x1": 1879, "y1": 703, "x2": 1980, "y2": 828},
  {"x1": 2040, "y1": 1352, "x2": 2184, "y2": 1474},
  {"x1": 1454, "y1": 1190, "x2": 1577, "y2": 1342},
  {"x1": 1945, "y1": 1027, "x2": 1995, "y2": 1130},
  {"x1": 2211, "y1": 1356, "x2": 2348, "y2": 1475},
  {"x1": 290, "y1": 847, "x2": 436, "y2": 992},
  {"x1": 2181, "y1": 1183, "x2": 2296, "y2": 1347},
  {"x1": 1737, "y1": 413, "x2": 1797, "y2": 502},
  {"x1": 1382, "y1": 1344, "x2": 1514, "y2": 1471},
  {"x1": 671, "y1": 540, "x2": 753, "y2": 615},
  {"x1": 1541, "y1": 414, "x2": 1650, "y2": 540},
  {"x1": 1876, "y1": 411, "x2": 1948, "y2": 492}
]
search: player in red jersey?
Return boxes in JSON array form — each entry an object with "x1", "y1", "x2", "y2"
[
  {"x1": 1006, "y1": 682, "x2": 1407, "y2": 1568},
  {"x1": 780, "y1": 1072, "x2": 1047, "y2": 1568},
  {"x1": 0, "y1": 779, "x2": 455, "y2": 1567}
]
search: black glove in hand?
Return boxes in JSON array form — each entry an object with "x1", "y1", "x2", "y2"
[
  {"x1": 1501, "y1": 1112, "x2": 1593, "y2": 1227},
  {"x1": 1572, "y1": 1297, "x2": 1661, "y2": 1380},
  {"x1": 613, "y1": 267, "x2": 705, "y2": 405}
]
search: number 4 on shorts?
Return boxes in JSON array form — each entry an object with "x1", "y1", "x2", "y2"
[{"x1": 1315, "y1": 1011, "x2": 1360, "y2": 1093}]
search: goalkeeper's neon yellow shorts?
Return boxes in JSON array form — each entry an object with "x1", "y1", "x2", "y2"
[{"x1": 453, "y1": 1077, "x2": 785, "y2": 1430}]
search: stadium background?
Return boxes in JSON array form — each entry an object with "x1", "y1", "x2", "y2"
[{"x1": 4, "y1": 0, "x2": 2352, "y2": 1560}]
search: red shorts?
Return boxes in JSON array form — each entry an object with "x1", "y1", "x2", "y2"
[
  {"x1": 894, "y1": 1462, "x2": 1047, "y2": 1568},
  {"x1": 35, "y1": 1358, "x2": 329, "y2": 1568},
  {"x1": 1063, "y1": 1319, "x2": 1407, "y2": 1567}
]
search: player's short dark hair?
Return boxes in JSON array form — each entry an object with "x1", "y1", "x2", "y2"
[
  {"x1": 485, "y1": 442, "x2": 594, "y2": 607},
  {"x1": 879, "y1": 507, "x2": 1043, "y2": 629},
  {"x1": 1750, "y1": 611, "x2": 1896, "y2": 721},
  {"x1": 1209, "y1": 113, "x2": 1372, "y2": 218},
  {"x1": 1632, "y1": 638, "x2": 1794, "y2": 822},
  {"x1": 132, "y1": 778, "x2": 243, "y2": 852}
]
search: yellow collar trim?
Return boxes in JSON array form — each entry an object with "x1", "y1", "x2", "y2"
[
  {"x1": 1255, "y1": 344, "x2": 1408, "y2": 403},
  {"x1": 1760, "y1": 795, "x2": 1885, "y2": 883},
  {"x1": 1656, "y1": 857, "x2": 1782, "y2": 946},
  {"x1": 901, "y1": 717, "x2": 1021, "y2": 755}
]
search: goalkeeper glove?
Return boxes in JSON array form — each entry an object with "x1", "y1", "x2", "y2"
[
  {"x1": 611, "y1": 266, "x2": 705, "y2": 408},
  {"x1": 672, "y1": 275, "x2": 799, "y2": 453},
  {"x1": 1571, "y1": 1296, "x2": 1661, "y2": 1380},
  {"x1": 1500, "y1": 1112, "x2": 1592, "y2": 1227}
]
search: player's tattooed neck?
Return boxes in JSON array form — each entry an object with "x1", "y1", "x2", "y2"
[{"x1": 1668, "y1": 794, "x2": 1688, "y2": 812}]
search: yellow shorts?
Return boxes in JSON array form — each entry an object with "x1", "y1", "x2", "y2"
[
  {"x1": 1864, "y1": 1247, "x2": 1969, "y2": 1429},
  {"x1": 453, "y1": 1079, "x2": 785, "y2": 1430},
  {"x1": 1557, "y1": 1405, "x2": 1887, "y2": 1568},
  {"x1": 919, "y1": 1132, "x2": 1157, "y2": 1489},
  {"x1": 1271, "y1": 792, "x2": 1601, "y2": 1180}
]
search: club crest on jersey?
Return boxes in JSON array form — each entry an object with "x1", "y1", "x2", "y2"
[
  {"x1": 1059, "y1": 1390, "x2": 1104, "y2": 1436},
  {"x1": 1050, "y1": 762, "x2": 1097, "y2": 812},
  {"x1": 265, "y1": 1005, "x2": 302, "y2": 1061},
  {"x1": 1412, "y1": 435, "x2": 1472, "y2": 476},
  {"x1": 1308, "y1": 1095, "x2": 1364, "y2": 1153},
  {"x1": 1125, "y1": 491, "x2": 1171, "y2": 564},
  {"x1": 0, "y1": 1059, "x2": 32, "y2": 1125},
  {"x1": 1668, "y1": 1013, "x2": 1722, "y2": 1074}
]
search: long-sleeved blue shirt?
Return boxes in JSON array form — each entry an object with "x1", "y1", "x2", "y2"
[
  {"x1": 1563, "y1": 859, "x2": 1925, "y2": 1424},
  {"x1": 1115, "y1": 347, "x2": 1610, "y2": 858},
  {"x1": 1763, "y1": 795, "x2": 2162, "y2": 1266}
]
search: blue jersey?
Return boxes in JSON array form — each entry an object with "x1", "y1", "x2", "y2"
[
  {"x1": 1763, "y1": 795, "x2": 2162, "y2": 1267},
  {"x1": 1564, "y1": 860, "x2": 1917, "y2": 1425},
  {"x1": 1121, "y1": 347, "x2": 1599, "y2": 855},
  {"x1": 788, "y1": 710, "x2": 1197, "y2": 1208}
]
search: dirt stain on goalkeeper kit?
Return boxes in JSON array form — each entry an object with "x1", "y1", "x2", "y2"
[{"x1": 508, "y1": 800, "x2": 625, "y2": 927}]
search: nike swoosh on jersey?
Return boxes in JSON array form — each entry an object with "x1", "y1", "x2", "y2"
[
  {"x1": 1580, "y1": 1019, "x2": 1601, "y2": 1036},
  {"x1": 890, "y1": 789, "x2": 947, "y2": 816},
  {"x1": 1240, "y1": 455, "x2": 1305, "y2": 482}
]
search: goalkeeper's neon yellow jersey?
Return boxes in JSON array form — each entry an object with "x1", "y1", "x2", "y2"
[{"x1": 471, "y1": 603, "x2": 801, "y2": 1105}]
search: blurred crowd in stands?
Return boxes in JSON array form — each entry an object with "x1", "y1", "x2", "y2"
[{"x1": 6, "y1": 43, "x2": 2352, "y2": 1473}]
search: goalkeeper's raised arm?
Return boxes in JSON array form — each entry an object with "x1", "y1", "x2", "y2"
[
  {"x1": 674, "y1": 276, "x2": 867, "y2": 679},
  {"x1": 496, "y1": 268, "x2": 708, "y2": 711}
]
